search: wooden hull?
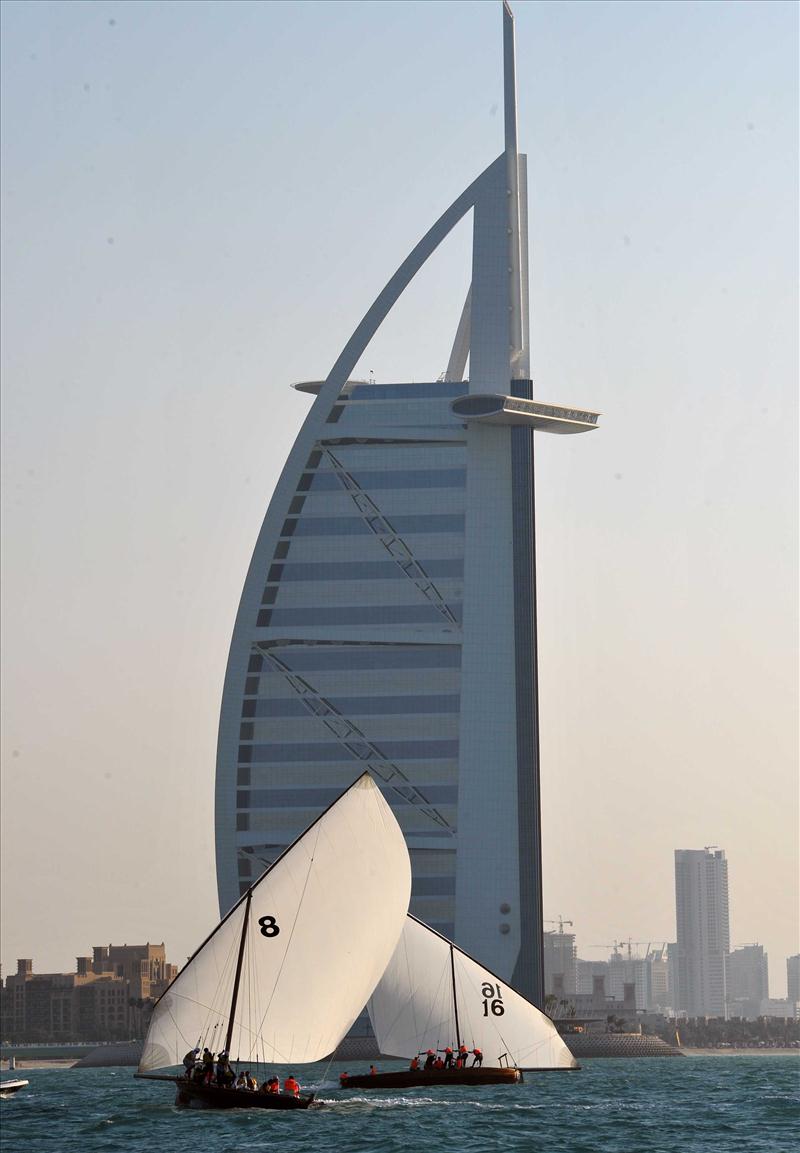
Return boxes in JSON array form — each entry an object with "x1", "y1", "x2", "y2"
[
  {"x1": 342, "y1": 1067, "x2": 521, "y2": 1090},
  {"x1": 175, "y1": 1079, "x2": 314, "y2": 1110},
  {"x1": 135, "y1": 1074, "x2": 313, "y2": 1110}
]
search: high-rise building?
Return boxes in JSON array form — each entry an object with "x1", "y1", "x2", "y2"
[
  {"x1": 726, "y1": 944, "x2": 769, "y2": 1019},
  {"x1": 674, "y1": 848, "x2": 730, "y2": 1017},
  {"x1": 787, "y1": 955, "x2": 800, "y2": 1005},
  {"x1": 543, "y1": 931, "x2": 577, "y2": 997},
  {"x1": 214, "y1": 2, "x2": 599, "y2": 1004}
]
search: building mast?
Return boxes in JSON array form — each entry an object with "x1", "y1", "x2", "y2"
[{"x1": 503, "y1": 0, "x2": 526, "y2": 380}]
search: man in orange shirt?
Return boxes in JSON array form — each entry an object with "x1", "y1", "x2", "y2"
[{"x1": 283, "y1": 1074, "x2": 300, "y2": 1097}]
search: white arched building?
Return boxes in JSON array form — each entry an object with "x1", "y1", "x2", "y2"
[{"x1": 215, "y1": 1, "x2": 598, "y2": 1005}]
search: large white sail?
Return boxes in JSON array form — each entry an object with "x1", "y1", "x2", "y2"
[
  {"x1": 140, "y1": 773, "x2": 411, "y2": 1072},
  {"x1": 368, "y1": 915, "x2": 577, "y2": 1069}
]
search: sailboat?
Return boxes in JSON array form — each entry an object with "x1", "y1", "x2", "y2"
[
  {"x1": 135, "y1": 772, "x2": 411, "y2": 1110},
  {"x1": 342, "y1": 915, "x2": 578, "y2": 1089}
]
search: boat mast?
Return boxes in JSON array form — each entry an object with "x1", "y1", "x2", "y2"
[
  {"x1": 449, "y1": 943, "x2": 462, "y2": 1050},
  {"x1": 224, "y1": 888, "x2": 253, "y2": 1057}
]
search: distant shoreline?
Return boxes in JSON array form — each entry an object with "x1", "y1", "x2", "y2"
[
  {"x1": 679, "y1": 1048, "x2": 798, "y2": 1057},
  {"x1": 3, "y1": 1059, "x2": 77, "y2": 1070},
  {"x1": 3, "y1": 1050, "x2": 797, "y2": 1072}
]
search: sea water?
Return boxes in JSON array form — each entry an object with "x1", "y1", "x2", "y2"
[{"x1": 1, "y1": 1056, "x2": 797, "y2": 1153}]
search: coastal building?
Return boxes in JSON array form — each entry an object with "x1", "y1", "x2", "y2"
[
  {"x1": 87, "y1": 943, "x2": 175, "y2": 1004},
  {"x1": 0, "y1": 945, "x2": 177, "y2": 1043},
  {"x1": 649, "y1": 945, "x2": 671, "y2": 1012},
  {"x1": 572, "y1": 943, "x2": 671, "y2": 1014},
  {"x1": 550, "y1": 972, "x2": 637, "y2": 1022},
  {"x1": 674, "y1": 848, "x2": 730, "y2": 1017},
  {"x1": 575, "y1": 959, "x2": 609, "y2": 995},
  {"x1": 607, "y1": 951, "x2": 653, "y2": 1013},
  {"x1": 544, "y1": 930, "x2": 577, "y2": 997},
  {"x1": 214, "y1": 3, "x2": 599, "y2": 1004},
  {"x1": 787, "y1": 954, "x2": 800, "y2": 1005},
  {"x1": 758, "y1": 998, "x2": 800, "y2": 1020},
  {"x1": 726, "y1": 944, "x2": 769, "y2": 1019}
]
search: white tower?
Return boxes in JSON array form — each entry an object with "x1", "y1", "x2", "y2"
[
  {"x1": 215, "y1": 1, "x2": 598, "y2": 1005},
  {"x1": 674, "y1": 848, "x2": 731, "y2": 1017}
]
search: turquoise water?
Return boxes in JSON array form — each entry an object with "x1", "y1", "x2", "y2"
[{"x1": 1, "y1": 1057, "x2": 798, "y2": 1152}]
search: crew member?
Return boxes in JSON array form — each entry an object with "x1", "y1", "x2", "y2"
[
  {"x1": 471, "y1": 1047, "x2": 483, "y2": 1067},
  {"x1": 442, "y1": 1046, "x2": 454, "y2": 1068},
  {"x1": 284, "y1": 1074, "x2": 300, "y2": 1097},
  {"x1": 457, "y1": 1044, "x2": 469, "y2": 1068},
  {"x1": 216, "y1": 1051, "x2": 233, "y2": 1086},
  {"x1": 182, "y1": 1047, "x2": 199, "y2": 1078},
  {"x1": 339, "y1": 1071, "x2": 350, "y2": 1086},
  {"x1": 409, "y1": 1055, "x2": 420, "y2": 1071},
  {"x1": 424, "y1": 1049, "x2": 436, "y2": 1069},
  {"x1": 369, "y1": 1064, "x2": 378, "y2": 1076}
]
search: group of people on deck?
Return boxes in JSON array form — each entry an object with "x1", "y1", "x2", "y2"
[
  {"x1": 338, "y1": 1044, "x2": 484, "y2": 1085},
  {"x1": 416, "y1": 1044, "x2": 483, "y2": 1070},
  {"x1": 182, "y1": 1048, "x2": 301, "y2": 1097}
]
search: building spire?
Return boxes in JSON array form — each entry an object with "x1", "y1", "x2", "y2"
[
  {"x1": 503, "y1": 0, "x2": 519, "y2": 158},
  {"x1": 503, "y1": 1, "x2": 525, "y2": 378}
]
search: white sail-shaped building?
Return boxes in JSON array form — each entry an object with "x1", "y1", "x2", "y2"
[{"x1": 215, "y1": 1, "x2": 598, "y2": 1005}]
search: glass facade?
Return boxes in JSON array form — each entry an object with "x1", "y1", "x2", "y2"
[{"x1": 218, "y1": 385, "x2": 466, "y2": 940}]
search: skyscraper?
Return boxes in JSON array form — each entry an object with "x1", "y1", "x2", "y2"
[
  {"x1": 214, "y1": 2, "x2": 598, "y2": 1005},
  {"x1": 674, "y1": 848, "x2": 730, "y2": 1017}
]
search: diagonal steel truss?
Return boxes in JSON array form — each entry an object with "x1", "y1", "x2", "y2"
[
  {"x1": 252, "y1": 642, "x2": 456, "y2": 835},
  {"x1": 320, "y1": 444, "x2": 460, "y2": 626}
]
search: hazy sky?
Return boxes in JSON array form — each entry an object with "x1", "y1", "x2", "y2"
[{"x1": 2, "y1": 0, "x2": 797, "y2": 995}]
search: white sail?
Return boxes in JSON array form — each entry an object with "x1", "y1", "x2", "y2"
[
  {"x1": 140, "y1": 773, "x2": 411, "y2": 1072},
  {"x1": 368, "y1": 915, "x2": 577, "y2": 1069}
]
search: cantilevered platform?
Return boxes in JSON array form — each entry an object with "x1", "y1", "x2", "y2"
[{"x1": 451, "y1": 393, "x2": 599, "y2": 434}]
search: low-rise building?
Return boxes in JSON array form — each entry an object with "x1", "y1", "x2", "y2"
[
  {"x1": 759, "y1": 998, "x2": 800, "y2": 1020},
  {"x1": 1, "y1": 943, "x2": 177, "y2": 1042}
]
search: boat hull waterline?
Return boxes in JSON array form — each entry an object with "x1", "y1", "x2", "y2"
[
  {"x1": 342, "y1": 1067, "x2": 521, "y2": 1090},
  {"x1": 136, "y1": 1074, "x2": 313, "y2": 1110},
  {"x1": 177, "y1": 1079, "x2": 314, "y2": 1110}
]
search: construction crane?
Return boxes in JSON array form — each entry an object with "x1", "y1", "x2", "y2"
[
  {"x1": 588, "y1": 939, "x2": 654, "y2": 961},
  {"x1": 544, "y1": 917, "x2": 574, "y2": 935}
]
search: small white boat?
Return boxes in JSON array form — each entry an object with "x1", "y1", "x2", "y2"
[{"x1": 0, "y1": 1079, "x2": 29, "y2": 1096}]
